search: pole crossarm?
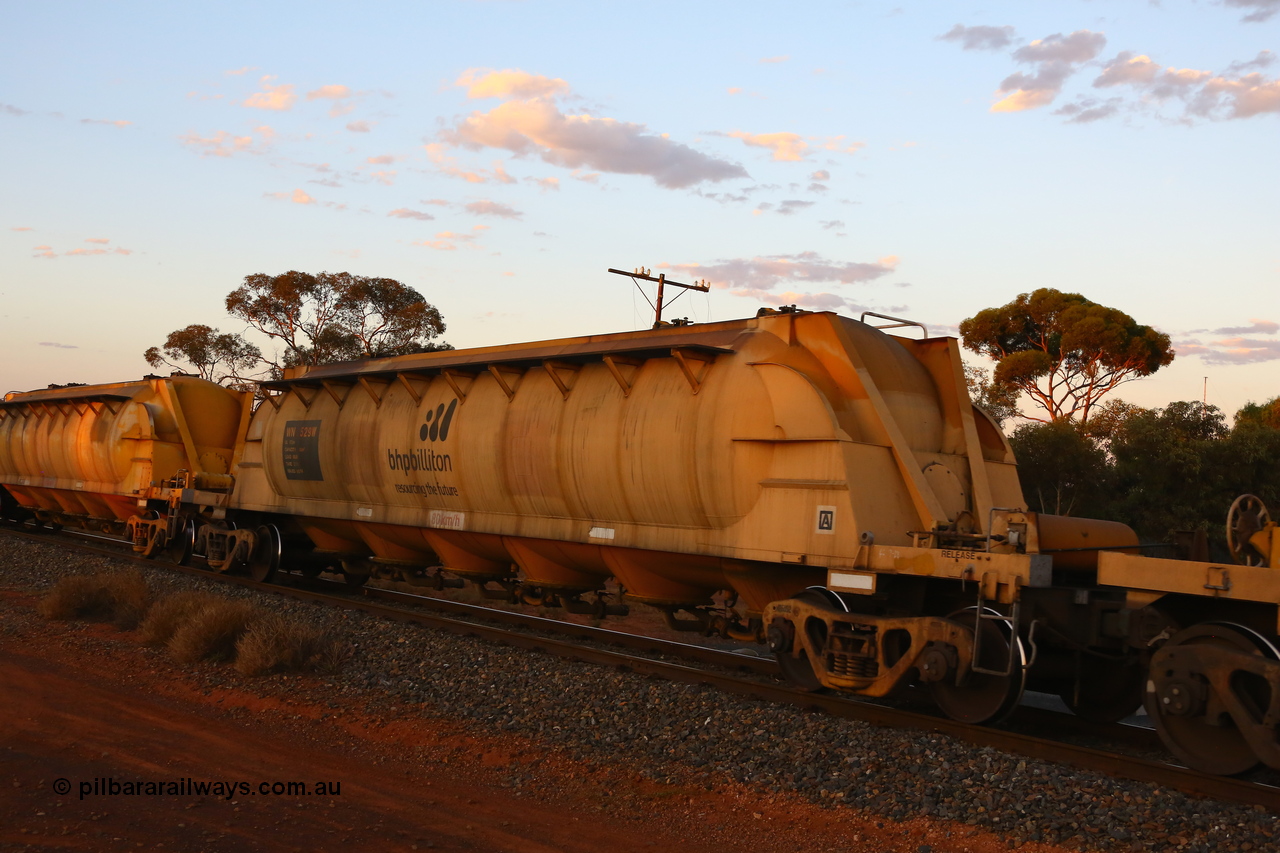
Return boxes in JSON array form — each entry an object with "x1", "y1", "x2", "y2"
[{"x1": 608, "y1": 267, "x2": 711, "y2": 329}]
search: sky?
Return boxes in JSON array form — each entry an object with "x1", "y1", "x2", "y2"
[{"x1": 2, "y1": 0, "x2": 1277, "y2": 423}]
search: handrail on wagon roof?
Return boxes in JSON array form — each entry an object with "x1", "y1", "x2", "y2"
[{"x1": 860, "y1": 311, "x2": 929, "y2": 338}]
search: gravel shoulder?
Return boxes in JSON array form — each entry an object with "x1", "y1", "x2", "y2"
[{"x1": 0, "y1": 533, "x2": 1273, "y2": 853}]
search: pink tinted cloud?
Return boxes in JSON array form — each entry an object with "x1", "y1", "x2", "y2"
[
  {"x1": 728, "y1": 131, "x2": 807, "y2": 161},
  {"x1": 388, "y1": 208, "x2": 435, "y2": 221},
  {"x1": 440, "y1": 93, "x2": 747, "y2": 188},
  {"x1": 265, "y1": 189, "x2": 317, "y2": 205},
  {"x1": 413, "y1": 230, "x2": 480, "y2": 251},
  {"x1": 243, "y1": 76, "x2": 297, "y2": 111},
  {"x1": 1177, "y1": 319, "x2": 1280, "y2": 364},
  {"x1": 660, "y1": 252, "x2": 898, "y2": 292},
  {"x1": 179, "y1": 127, "x2": 272, "y2": 157},
  {"x1": 1088, "y1": 49, "x2": 1280, "y2": 119},
  {"x1": 988, "y1": 30, "x2": 1107, "y2": 112},
  {"x1": 456, "y1": 68, "x2": 571, "y2": 100},
  {"x1": 464, "y1": 200, "x2": 522, "y2": 218}
]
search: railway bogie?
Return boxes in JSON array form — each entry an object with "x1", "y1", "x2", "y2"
[{"x1": 3, "y1": 310, "x2": 1279, "y2": 776}]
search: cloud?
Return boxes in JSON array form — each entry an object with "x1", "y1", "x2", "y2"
[
  {"x1": 243, "y1": 76, "x2": 297, "y2": 111},
  {"x1": 3, "y1": 103, "x2": 33, "y2": 116},
  {"x1": 442, "y1": 99, "x2": 747, "y2": 188},
  {"x1": 1214, "y1": 319, "x2": 1280, "y2": 335},
  {"x1": 84, "y1": 238, "x2": 110, "y2": 244},
  {"x1": 370, "y1": 170, "x2": 396, "y2": 185},
  {"x1": 938, "y1": 24, "x2": 1016, "y2": 52},
  {"x1": 1177, "y1": 319, "x2": 1280, "y2": 363},
  {"x1": 1228, "y1": 50, "x2": 1277, "y2": 73},
  {"x1": 439, "y1": 71, "x2": 748, "y2": 189},
  {"x1": 1091, "y1": 49, "x2": 1280, "y2": 120},
  {"x1": 821, "y1": 136, "x2": 865, "y2": 154},
  {"x1": 387, "y1": 208, "x2": 435, "y2": 221},
  {"x1": 11, "y1": 226, "x2": 33, "y2": 231},
  {"x1": 179, "y1": 128, "x2": 271, "y2": 157},
  {"x1": 39, "y1": 341, "x2": 79, "y2": 349},
  {"x1": 660, "y1": 252, "x2": 898, "y2": 293},
  {"x1": 266, "y1": 189, "x2": 317, "y2": 205},
  {"x1": 1054, "y1": 96, "x2": 1125, "y2": 123},
  {"x1": 727, "y1": 131, "x2": 807, "y2": 161},
  {"x1": 1195, "y1": 71, "x2": 1280, "y2": 118},
  {"x1": 773, "y1": 200, "x2": 814, "y2": 215},
  {"x1": 759, "y1": 55, "x2": 790, "y2": 64},
  {"x1": 346, "y1": 120, "x2": 373, "y2": 133},
  {"x1": 80, "y1": 118, "x2": 130, "y2": 128},
  {"x1": 225, "y1": 66, "x2": 256, "y2": 76},
  {"x1": 819, "y1": 220, "x2": 845, "y2": 230},
  {"x1": 306, "y1": 84, "x2": 363, "y2": 117},
  {"x1": 367, "y1": 154, "x2": 397, "y2": 165},
  {"x1": 421, "y1": 198, "x2": 451, "y2": 207},
  {"x1": 1013, "y1": 30, "x2": 1107, "y2": 65},
  {"x1": 464, "y1": 200, "x2": 522, "y2": 218},
  {"x1": 1181, "y1": 337, "x2": 1280, "y2": 364},
  {"x1": 308, "y1": 84, "x2": 351, "y2": 101},
  {"x1": 988, "y1": 30, "x2": 1106, "y2": 112},
  {"x1": 413, "y1": 230, "x2": 480, "y2": 251},
  {"x1": 457, "y1": 68, "x2": 571, "y2": 100},
  {"x1": 1225, "y1": 0, "x2": 1280, "y2": 23},
  {"x1": 528, "y1": 176, "x2": 560, "y2": 191},
  {"x1": 426, "y1": 148, "x2": 520, "y2": 185},
  {"x1": 64, "y1": 247, "x2": 132, "y2": 257},
  {"x1": 810, "y1": 170, "x2": 830, "y2": 181}
]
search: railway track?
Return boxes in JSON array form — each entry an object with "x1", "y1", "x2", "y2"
[{"x1": 4, "y1": 522, "x2": 1278, "y2": 811}]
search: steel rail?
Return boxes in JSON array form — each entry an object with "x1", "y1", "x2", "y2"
[{"x1": 3, "y1": 523, "x2": 1277, "y2": 810}]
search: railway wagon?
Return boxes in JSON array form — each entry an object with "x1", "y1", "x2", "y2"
[
  {"x1": 3, "y1": 307, "x2": 1279, "y2": 776},
  {"x1": 232, "y1": 309, "x2": 1139, "y2": 720},
  {"x1": 0, "y1": 375, "x2": 251, "y2": 561}
]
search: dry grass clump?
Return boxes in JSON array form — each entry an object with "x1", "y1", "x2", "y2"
[
  {"x1": 234, "y1": 613, "x2": 350, "y2": 676},
  {"x1": 168, "y1": 599, "x2": 264, "y2": 664},
  {"x1": 37, "y1": 570, "x2": 153, "y2": 629},
  {"x1": 138, "y1": 591, "x2": 225, "y2": 646}
]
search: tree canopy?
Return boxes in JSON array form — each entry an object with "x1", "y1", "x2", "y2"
[
  {"x1": 959, "y1": 288, "x2": 1174, "y2": 423},
  {"x1": 145, "y1": 271, "x2": 450, "y2": 385},
  {"x1": 143, "y1": 324, "x2": 262, "y2": 386},
  {"x1": 225, "y1": 271, "x2": 450, "y2": 373},
  {"x1": 1011, "y1": 399, "x2": 1280, "y2": 559},
  {"x1": 1237, "y1": 396, "x2": 1280, "y2": 430}
]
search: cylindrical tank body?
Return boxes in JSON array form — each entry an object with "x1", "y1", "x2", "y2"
[
  {"x1": 0, "y1": 376, "x2": 247, "y2": 523},
  {"x1": 233, "y1": 311, "x2": 1034, "y2": 611}
]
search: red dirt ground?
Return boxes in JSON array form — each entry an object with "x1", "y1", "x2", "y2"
[{"x1": 0, "y1": 587, "x2": 1077, "y2": 853}]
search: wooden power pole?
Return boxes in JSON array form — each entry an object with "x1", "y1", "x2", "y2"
[{"x1": 609, "y1": 267, "x2": 710, "y2": 329}]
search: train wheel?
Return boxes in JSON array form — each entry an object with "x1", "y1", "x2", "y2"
[
  {"x1": 772, "y1": 588, "x2": 845, "y2": 693},
  {"x1": 247, "y1": 525, "x2": 282, "y2": 583},
  {"x1": 931, "y1": 607, "x2": 1026, "y2": 725},
  {"x1": 1059, "y1": 657, "x2": 1145, "y2": 723},
  {"x1": 163, "y1": 520, "x2": 196, "y2": 566},
  {"x1": 1147, "y1": 622, "x2": 1278, "y2": 776}
]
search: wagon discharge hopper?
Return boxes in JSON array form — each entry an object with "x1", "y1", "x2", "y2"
[
  {"x1": 233, "y1": 310, "x2": 1132, "y2": 663},
  {"x1": 0, "y1": 376, "x2": 251, "y2": 560}
]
